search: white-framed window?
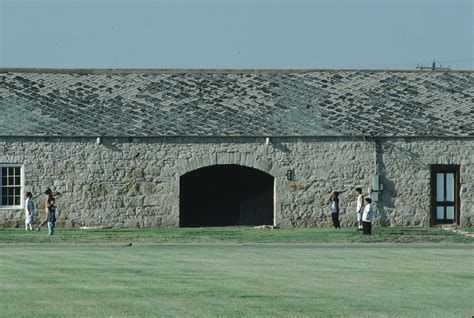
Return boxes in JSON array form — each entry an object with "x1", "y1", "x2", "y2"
[{"x1": 0, "y1": 164, "x2": 24, "y2": 208}]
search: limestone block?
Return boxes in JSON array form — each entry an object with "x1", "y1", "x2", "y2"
[
  {"x1": 143, "y1": 195, "x2": 163, "y2": 207},
  {"x1": 131, "y1": 168, "x2": 144, "y2": 178},
  {"x1": 123, "y1": 196, "x2": 144, "y2": 208},
  {"x1": 217, "y1": 152, "x2": 231, "y2": 165}
]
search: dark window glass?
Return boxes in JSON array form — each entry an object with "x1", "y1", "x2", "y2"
[{"x1": 0, "y1": 165, "x2": 22, "y2": 206}]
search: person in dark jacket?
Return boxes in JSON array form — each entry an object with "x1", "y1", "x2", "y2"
[
  {"x1": 39, "y1": 188, "x2": 62, "y2": 231},
  {"x1": 47, "y1": 198, "x2": 57, "y2": 236},
  {"x1": 329, "y1": 191, "x2": 341, "y2": 229}
]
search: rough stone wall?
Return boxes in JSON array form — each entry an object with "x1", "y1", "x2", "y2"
[
  {"x1": 378, "y1": 139, "x2": 474, "y2": 227},
  {"x1": 0, "y1": 137, "x2": 472, "y2": 228}
]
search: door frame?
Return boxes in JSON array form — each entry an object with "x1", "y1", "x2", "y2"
[{"x1": 430, "y1": 165, "x2": 460, "y2": 226}]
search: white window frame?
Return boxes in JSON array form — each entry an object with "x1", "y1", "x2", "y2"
[{"x1": 0, "y1": 164, "x2": 24, "y2": 209}]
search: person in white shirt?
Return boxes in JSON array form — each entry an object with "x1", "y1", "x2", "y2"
[
  {"x1": 355, "y1": 187, "x2": 364, "y2": 230},
  {"x1": 362, "y1": 197, "x2": 374, "y2": 235},
  {"x1": 24, "y1": 192, "x2": 35, "y2": 231}
]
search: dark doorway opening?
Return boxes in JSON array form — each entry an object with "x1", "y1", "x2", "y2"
[{"x1": 180, "y1": 164, "x2": 274, "y2": 227}]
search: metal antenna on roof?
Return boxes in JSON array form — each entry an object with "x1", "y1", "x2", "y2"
[{"x1": 416, "y1": 59, "x2": 451, "y2": 71}]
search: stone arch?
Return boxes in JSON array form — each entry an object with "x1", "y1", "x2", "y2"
[
  {"x1": 176, "y1": 152, "x2": 277, "y2": 178},
  {"x1": 179, "y1": 164, "x2": 275, "y2": 227}
]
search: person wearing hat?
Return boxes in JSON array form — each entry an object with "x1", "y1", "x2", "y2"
[{"x1": 38, "y1": 188, "x2": 62, "y2": 230}]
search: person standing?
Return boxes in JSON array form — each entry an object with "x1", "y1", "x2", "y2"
[
  {"x1": 39, "y1": 188, "x2": 62, "y2": 230},
  {"x1": 329, "y1": 191, "x2": 341, "y2": 229},
  {"x1": 47, "y1": 198, "x2": 57, "y2": 236},
  {"x1": 355, "y1": 187, "x2": 364, "y2": 230},
  {"x1": 24, "y1": 192, "x2": 35, "y2": 231},
  {"x1": 362, "y1": 197, "x2": 374, "y2": 235}
]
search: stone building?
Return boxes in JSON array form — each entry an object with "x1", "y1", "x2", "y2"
[{"x1": 0, "y1": 68, "x2": 472, "y2": 228}]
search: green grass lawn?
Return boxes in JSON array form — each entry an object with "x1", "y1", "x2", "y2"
[
  {"x1": 0, "y1": 227, "x2": 473, "y2": 244},
  {"x1": 462, "y1": 227, "x2": 474, "y2": 233},
  {"x1": 0, "y1": 246, "x2": 472, "y2": 317}
]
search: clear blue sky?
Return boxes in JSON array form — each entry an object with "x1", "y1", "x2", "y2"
[{"x1": 1, "y1": 0, "x2": 472, "y2": 70}]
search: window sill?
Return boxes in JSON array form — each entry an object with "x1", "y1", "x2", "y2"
[{"x1": 0, "y1": 206, "x2": 23, "y2": 210}]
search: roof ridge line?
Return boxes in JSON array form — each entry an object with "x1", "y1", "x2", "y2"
[{"x1": 1, "y1": 68, "x2": 473, "y2": 74}]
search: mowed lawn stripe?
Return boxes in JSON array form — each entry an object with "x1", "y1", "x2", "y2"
[
  {"x1": 0, "y1": 247, "x2": 472, "y2": 317},
  {"x1": 1, "y1": 227, "x2": 473, "y2": 244}
]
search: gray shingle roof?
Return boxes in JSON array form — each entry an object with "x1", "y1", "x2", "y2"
[{"x1": 0, "y1": 69, "x2": 472, "y2": 137}]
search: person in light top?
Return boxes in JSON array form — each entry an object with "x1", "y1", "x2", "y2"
[
  {"x1": 355, "y1": 187, "x2": 364, "y2": 230},
  {"x1": 24, "y1": 192, "x2": 35, "y2": 231},
  {"x1": 362, "y1": 197, "x2": 374, "y2": 235}
]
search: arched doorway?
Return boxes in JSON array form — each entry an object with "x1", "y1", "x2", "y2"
[{"x1": 180, "y1": 164, "x2": 274, "y2": 227}]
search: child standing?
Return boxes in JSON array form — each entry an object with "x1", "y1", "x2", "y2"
[
  {"x1": 362, "y1": 197, "x2": 374, "y2": 235},
  {"x1": 24, "y1": 192, "x2": 35, "y2": 231},
  {"x1": 47, "y1": 198, "x2": 57, "y2": 236}
]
